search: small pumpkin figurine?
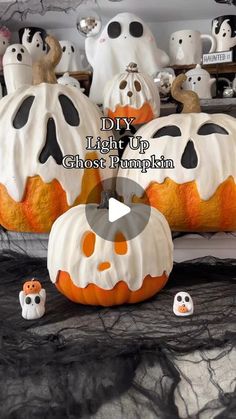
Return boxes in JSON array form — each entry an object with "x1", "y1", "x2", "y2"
[
  {"x1": 117, "y1": 74, "x2": 236, "y2": 232},
  {"x1": 103, "y1": 62, "x2": 160, "y2": 125},
  {"x1": 0, "y1": 35, "x2": 116, "y2": 233},
  {"x1": 23, "y1": 278, "x2": 42, "y2": 295},
  {"x1": 47, "y1": 202, "x2": 173, "y2": 306}
]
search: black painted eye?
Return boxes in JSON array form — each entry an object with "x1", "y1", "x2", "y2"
[
  {"x1": 153, "y1": 126, "x2": 182, "y2": 138},
  {"x1": 71, "y1": 45, "x2": 75, "y2": 53},
  {"x1": 58, "y1": 95, "x2": 80, "y2": 126},
  {"x1": 177, "y1": 296, "x2": 182, "y2": 302},
  {"x1": 21, "y1": 48, "x2": 24, "y2": 53},
  {"x1": 134, "y1": 80, "x2": 141, "y2": 92},
  {"x1": 35, "y1": 296, "x2": 40, "y2": 304},
  {"x1": 129, "y1": 21, "x2": 143, "y2": 38},
  {"x1": 12, "y1": 48, "x2": 16, "y2": 52},
  {"x1": 188, "y1": 77, "x2": 192, "y2": 82},
  {"x1": 197, "y1": 123, "x2": 229, "y2": 136},
  {"x1": 107, "y1": 21, "x2": 122, "y2": 39},
  {"x1": 13, "y1": 96, "x2": 35, "y2": 129},
  {"x1": 197, "y1": 77, "x2": 201, "y2": 81},
  {"x1": 185, "y1": 296, "x2": 190, "y2": 302},
  {"x1": 189, "y1": 35, "x2": 192, "y2": 38},
  {"x1": 36, "y1": 43, "x2": 40, "y2": 48},
  {"x1": 3, "y1": 41, "x2": 5, "y2": 45},
  {"x1": 119, "y1": 80, "x2": 127, "y2": 90},
  {"x1": 25, "y1": 297, "x2": 31, "y2": 304},
  {"x1": 62, "y1": 46, "x2": 66, "y2": 52}
]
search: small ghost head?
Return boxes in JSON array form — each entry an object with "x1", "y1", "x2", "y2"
[
  {"x1": 3, "y1": 44, "x2": 32, "y2": 67},
  {"x1": 173, "y1": 292, "x2": 193, "y2": 317}
]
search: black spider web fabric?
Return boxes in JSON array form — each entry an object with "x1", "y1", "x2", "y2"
[{"x1": 0, "y1": 251, "x2": 236, "y2": 418}]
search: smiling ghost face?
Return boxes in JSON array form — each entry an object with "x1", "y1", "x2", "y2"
[{"x1": 173, "y1": 292, "x2": 194, "y2": 316}]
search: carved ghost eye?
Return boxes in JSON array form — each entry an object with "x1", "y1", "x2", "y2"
[
  {"x1": 114, "y1": 232, "x2": 128, "y2": 255},
  {"x1": 82, "y1": 232, "x2": 96, "y2": 257},
  {"x1": 62, "y1": 46, "x2": 66, "y2": 52},
  {"x1": 134, "y1": 80, "x2": 141, "y2": 92},
  {"x1": 177, "y1": 295, "x2": 182, "y2": 302},
  {"x1": 58, "y1": 95, "x2": 80, "y2": 126},
  {"x1": 13, "y1": 96, "x2": 35, "y2": 129},
  {"x1": 197, "y1": 123, "x2": 229, "y2": 136},
  {"x1": 129, "y1": 21, "x2": 143, "y2": 37},
  {"x1": 152, "y1": 126, "x2": 182, "y2": 138},
  {"x1": 107, "y1": 21, "x2": 122, "y2": 39},
  {"x1": 119, "y1": 80, "x2": 127, "y2": 90}
]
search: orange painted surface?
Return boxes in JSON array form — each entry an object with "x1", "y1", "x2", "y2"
[
  {"x1": 108, "y1": 103, "x2": 155, "y2": 125},
  {"x1": 56, "y1": 271, "x2": 168, "y2": 306},
  {"x1": 144, "y1": 176, "x2": 236, "y2": 231}
]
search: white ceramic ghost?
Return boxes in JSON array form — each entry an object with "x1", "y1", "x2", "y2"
[
  {"x1": 3, "y1": 44, "x2": 32, "y2": 94},
  {"x1": 173, "y1": 292, "x2": 194, "y2": 317},
  {"x1": 86, "y1": 12, "x2": 170, "y2": 104},
  {"x1": 55, "y1": 41, "x2": 83, "y2": 74},
  {"x1": 184, "y1": 65, "x2": 216, "y2": 99},
  {"x1": 19, "y1": 289, "x2": 46, "y2": 320},
  {"x1": 21, "y1": 28, "x2": 46, "y2": 62},
  {"x1": 212, "y1": 19, "x2": 236, "y2": 52},
  {"x1": 57, "y1": 72, "x2": 85, "y2": 91}
]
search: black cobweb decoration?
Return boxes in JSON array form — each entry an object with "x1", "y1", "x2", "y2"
[{"x1": 0, "y1": 250, "x2": 236, "y2": 418}]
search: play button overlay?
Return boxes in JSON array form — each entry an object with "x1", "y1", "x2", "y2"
[
  {"x1": 109, "y1": 198, "x2": 131, "y2": 222},
  {"x1": 85, "y1": 177, "x2": 151, "y2": 241}
]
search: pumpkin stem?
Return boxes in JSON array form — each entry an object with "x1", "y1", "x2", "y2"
[
  {"x1": 98, "y1": 190, "x2": 116, "y2": 209},
  {"x1": 126, "y1": 62, "x2": 139, "y2": 73},
  {"x1": 171, "y1": 74, "x2": 201, "y2": 113},
  {"x1": 32, "y1": 35, "x2": 62, "y2": 85}
]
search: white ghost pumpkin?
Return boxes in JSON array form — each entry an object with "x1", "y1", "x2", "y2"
[
  {"x1": 48, "y1": 203, "x2": 173, "y2": 306},
  {"x1": 55, "y1": 41, "x2": 83, "y2": 74},
  {"x1": 21, "y1": 28, "x2": 46, "y2": 62},
  {"x1": 173, "y1": 292, "x2": 194, "y2": 317},
  {"x1": 19, "y1": 289, "x2": 46, "y2": 320},
  {"x1": 3, "y1": 44, "x2": 32, "y2": 94},
  {"x1": 104, "y1": 62, "x2": 160, "y2": 125},
  {"x1": 86, "y1": 12, "x2": 169, "y2": 104}
]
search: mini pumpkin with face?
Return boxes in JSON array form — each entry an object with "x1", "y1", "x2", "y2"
[
  {"x1": 117, "y1": 75, "x2": 236, "y2": 232},
  {"x1": 0, "y1": 36, "x2": 116, "y2": 233},
  {"x1": 47, "y1": 203, "x2": 173, "y2": 306},
  {"x1": 103, "y1": 62, "x2": 160, "y2": 125}
]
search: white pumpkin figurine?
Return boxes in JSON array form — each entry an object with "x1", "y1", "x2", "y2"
[
  {"x1": 104, "y1": 62, "x2": 160, "y2": 125},
  {"x1": 19, "y1": 279, "x2": 46, "y2": 320},
  {"x1": 173, "y1": 292, "x2": 194, "y2": 317},
  {"x1": 86, "y1": 12, "x2": 169, "y2": 104},
  {"x1": 55, "y1": 40, "x2": 83, "y2": 74},
  {"x1": 57, "y1": 72, "x2": 85, "y2": 91},
  {"x1": 3, "y1": 44, "x2": 32, "y2": 94}
]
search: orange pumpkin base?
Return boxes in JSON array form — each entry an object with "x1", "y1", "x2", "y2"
[
  {"x1": 56, "y1": 271, "x2": 168, "y2": 306},
  {"x1": 0, "y1": 154, "x2": 102, "y2": 233},
  {"x1": 108, "y1": 103, "x2": 155, "y2": 125},
  {"x1": 140, "y1": 176, "x2": 236, "y2": 232}
]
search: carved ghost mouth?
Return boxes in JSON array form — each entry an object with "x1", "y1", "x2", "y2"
[
  {"x1": 181, "y1": 140, "x2": 198, "y2": 169},
  {"x1": 39, "y1": 118, "x2": 63, "y2": 165},
  {"x1": 17, "y1": 53, "x2": 22, "y2": 62}
]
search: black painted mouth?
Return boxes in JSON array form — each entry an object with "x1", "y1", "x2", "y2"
[
  {"x1": 39, "y1": 118, "x2": 63, "y2": 165},
  {"x1": 17, "y1": 53, "x2": 22, "y2": 62}
]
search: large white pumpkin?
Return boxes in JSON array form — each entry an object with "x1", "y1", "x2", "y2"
[{"x1": 48, "y1": 203, "x2": 173, "y2": 306}]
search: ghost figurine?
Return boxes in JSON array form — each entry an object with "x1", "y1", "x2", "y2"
[
  {"x1": 55, "y1": 41, "x2": 83, "y2": 74},
  {"x1": 212, "y1": 18, "x2": 236, "y2": 52},
  {"x1": 19, "y1": 287, "x2": 46, "y2": 320},
  {"x1": 85, "y1": 12, "x2": 170, "y2": 104},
  {"x1": 21, "y1": 27, "x2": 46, "y2": 62},
  {"x1": 173, "y1": 292, "x2": 194, "y2": 317},
  {"x1": 3, "y1": 44, "x2": 32, "y2": 94},
  {"x1": 57, "y1": 72, "x2": 85, "y2": 91}
]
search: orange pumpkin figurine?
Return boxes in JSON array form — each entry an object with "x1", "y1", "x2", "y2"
[{"x1": 23, "y1": 278, "x2": 42, "y2": 295}]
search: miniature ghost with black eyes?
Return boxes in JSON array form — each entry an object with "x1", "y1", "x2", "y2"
[
  {"x1": 19, "y1": 288, "x2": 46, "y2": 320},
  {"x1": 212, "y1": 18, "x2": 236, "y2": 52},
  {"x1": 86, "y1": 12, "x2": 169, "y2": 104},
  {"x1": 173, "y1": 292, "x2": 194, "y2": 317},
  {"x1": 55, "y1": 41, "x2": 83, "y2": 74},
  {"x1": 21, "y1": 28, "x2": 46, "y2": 62},
  {"x1": 184, "y1": 65, "x2": 216, "y2": 99},
  {"x1": 3, "y1": 44, "x2": 32, "y2": 94}
]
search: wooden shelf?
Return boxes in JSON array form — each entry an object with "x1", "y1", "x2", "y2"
[
  {"x1": 172, "y1": 63, "x2": 236, "y2": 75},
  {"x1": 161, "y1": 98, "x2": 236, "y2": 117}
]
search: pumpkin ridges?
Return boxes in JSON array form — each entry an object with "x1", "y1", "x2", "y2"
[
  {"x1": 145, "y1": 177, "x2": 236, "y2": 232},
  {"x1": 108, "y1": 103, "x2": 154, "y2": 125},
  {"x1": 56, "y1": 271, "x2": 168, "y2": 306},
  {"x1": 178, "y1": 182, "x2": 201, "y2": 230},
  {"x1": 0, "y1": 183, "x2": 31, "y2": 231}
]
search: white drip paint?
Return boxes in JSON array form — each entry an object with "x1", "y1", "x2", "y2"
[
  {"x1": 103, "y1": 69, "x2": 160, "y2": 116},
  {"x1": 47, "y1": 204, "x2": 173, "y2": 291},
  {"x1": 117, "y1": 113, "x2": 236, "y2": 201},
  {"x1": 0, "y1": 83, "x2": 116, "y2": 205}
]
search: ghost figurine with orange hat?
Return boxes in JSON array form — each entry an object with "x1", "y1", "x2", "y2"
[
  {"x1": 19, "y1": 278, "x2": 46, "y2": 320},
  {"x1": 173, "y1": 292, "x2": 194, "y2": 317}
]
